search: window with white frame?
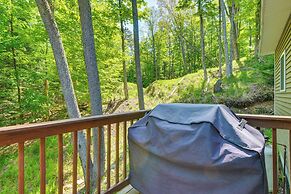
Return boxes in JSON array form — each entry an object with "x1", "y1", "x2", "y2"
[{"x1": 280, "y1": 51, "x2": 286, "y2": 91}]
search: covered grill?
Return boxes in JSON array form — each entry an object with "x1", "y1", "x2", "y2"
[{"x1": 128, "y1": 104, "x2": 268, "y2": 194}]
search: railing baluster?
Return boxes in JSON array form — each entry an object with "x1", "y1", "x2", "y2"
[
  {"x1": 18, "y1": 142, "x2": 24, "y2": 194},
  {"x1": 72, "y1": 131, "x2": 78, "y2": 194},
  {"x1": 107, "y1": 124, "x2": 111, "y2": 189},
  {"x1": 86, "y1": 129, "x2": 91, "y2": 194},
  {"x1": 272, "y1": 128, "x2": 278, "y2": 194},
  {"x1": 115, "y1": 122, "x2": 120, "y2": 184},
  {"x1": 97, "y1": 126, "x2": 102, "y2": 194},
  {"x1": 123, "y1": 121, "x2": 127, "y2": 179},
  {"x1": 58, "y1": 134, "x2": 63, "y2": 194},
  {"x1": 40, "y1": 138, "x2": 46, "y2": 194}
]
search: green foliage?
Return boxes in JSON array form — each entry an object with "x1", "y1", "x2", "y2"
[
  {"x1": 127, "y1": 0, "x2": 261, "y2": 88},
  {"x1": 145, "y1": 55, "x2": 274, "y2": 109},
  {"x1": 0, "y1": 0, "x2": 148, "y2": 126}
]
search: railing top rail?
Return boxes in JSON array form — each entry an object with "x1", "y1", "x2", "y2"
[
  {"x1": 238, "y1": 114, "x2": 291, "y2": 121},
  {"x1": 0, "y1": 110, "x2": 148, "y2": 146},
  {"x1": 1, "y1": 110, "x2": 291, "y2": 147},
  {"x1": 238, "y1": 114, "x2": 291, "y2": 130}
]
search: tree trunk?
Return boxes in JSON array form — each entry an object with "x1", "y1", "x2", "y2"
[
  {"x1": 210, "y1": 21, "x2": 213, "y2": 55},
  {"x1": 198, "y1": 0, "x2": 207, "y2": 81},
  {"x1": 229, "y1": 0, "x2": 234, "y2": 75},
  {"x1": 44, "y1": 79, "x2": 49, "y2": 96},
  {"x1": 168, "y1": 34, "x2": 173, "y2": 79},
  {"x1": 170, "y1": 60, "x2": 174, "y2": 78},
  {"x1": 78, "y1": 0, "x2": 105, "y2": 190},
  {"x1": 163, "y1": 61, "x2": 166, "y2": 79},
  {"x1": 229, "y1": 0, "x2": 239, "y2": 61},
  {"x1": 189, "y1": 22, "x2": 195, "y2": 73},
  {"x1": 254, "y1": 0, "x2": 261, "y2": 57},
  {"x1": 221, "y1": 0, "x2": 232, "y2": 77},
  {"x1": 9, "y1": 0, "x2": 21, "y2": 105},
  {"x1": 249, "y1": 23, "x2": 252, "y2": 55},
  {"x1": 148, "y1": 11, "x2": 158, "y2": 81},
  {"x1": 218, "y1": 0, "x2": 222, "y2": 78},
  {"x1": 150, "y1": 26, "x2": 157, "y2": 80},
  {"x1": 178, "y1": 35, "x2": 187, "y2": 75},
  {"x1": 35, "y1": 0, "x2": 89, "y2": 180},
  {"x1": 192, "y1": 27, "x2": 197, "y2": 72},
  {"x1": 118, "y1": 0, "x2": 129, "y2": 100},
  {"x1": 44, "y1": 40, "x2": 49, "y2": 97},
  {"x1": 131, "y1": 0, "x2": 145, "y2": 110}
]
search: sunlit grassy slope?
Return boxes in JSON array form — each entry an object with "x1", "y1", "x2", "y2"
[{"x1": 116, "y1": 55, "x2": 274, "y2": 114}]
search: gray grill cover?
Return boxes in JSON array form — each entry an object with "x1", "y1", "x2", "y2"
[{"x1": 128, "y1": 104, "x2": 267, "y2": 194}]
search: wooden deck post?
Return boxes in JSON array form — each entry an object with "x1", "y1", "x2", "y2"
[
  {"x1": 58, "y1": 134, "x2": 63, "y2": 194},
  {"x1": 18, "y1": 142, "x2": 24, "y2": 194},
  {"x1": 40, "y1": 138, "x2": 46, "y2": 194},
  {"x1": 272, "y1": 128, "x2": 278, "y2": 194},
  {"x1": 72, "y1": 132, "x2": 78, "y2": 194}
]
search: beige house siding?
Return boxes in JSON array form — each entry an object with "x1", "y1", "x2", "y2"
[{"x1": 274, "y1": 15, "x2": 291, "y2": 172}]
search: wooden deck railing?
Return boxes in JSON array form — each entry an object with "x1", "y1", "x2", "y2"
[
  {"x1": 0, "y1": 110, "x2": 148, "y2": 194},
  {"x1": 238, "y1": 113, "x2": 291, "y2": 194},
  {"x1": 1, "y1": 111, "x2": 291, "y2": 194}
]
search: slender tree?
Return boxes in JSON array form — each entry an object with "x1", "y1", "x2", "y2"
[
  {"x1": 10, "y1": 0, "x2": 21, "y2": 105},
  {"x1": 218, "y1": 0, "x2": 223, "y2": 78},
  {"x1": 148, "y1": 8, "x2": 158, "y2": 80},
  {"x1": 254, "y1": 0, "x2": 261, "y2": 57},
  {"x1": 198, "y1": 0, "x2": 207, "y2": 81},
  {"x1": 168, "y1": 32, "x2": 174, "y2": 79},
  {"x1": 132, "y1": 0, "x2": 145, "y2": 110},
  {"x1": 229, "y1": 0, "x2": 234, "y2": 71},
  {"x1": 178, "y1": 35, "x2": 187, "y2": 74},
  {"x1": 160, "y1": 0, "x2": 187, "y2": 76},
  {"x1": 229, "y1": 0, "x2": 239, "y2": 61},
  {"x1": 248, "y1": 23, "x2": 252, "y2": 55},
  {"x1": 220, "y1": 0, "x2": 232, "y2": 77},
  {"x1": 35, "y1": 0, "x2": 88, "y2": 178},
  {"x1": 77, "y1": 0, "x2": 105, "y2": 189},
  {"x1": 118, "y1": 0, "x2": 129, "y2": 99}
]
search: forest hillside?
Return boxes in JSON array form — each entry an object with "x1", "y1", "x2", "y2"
[
  {"x1": 116, "y1": 55, "x2": 274, "y2": 114},
  {"x1": 0, "y1": 55, "x2": 274, "y2": 193}
]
